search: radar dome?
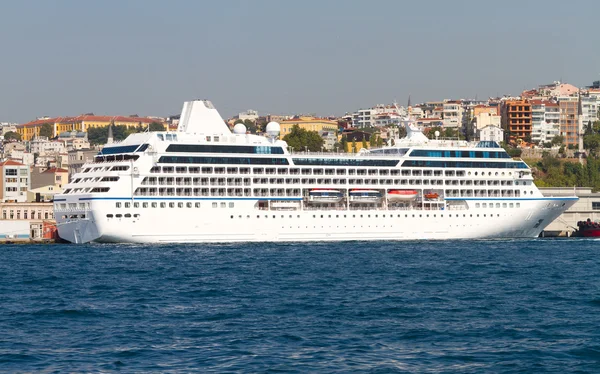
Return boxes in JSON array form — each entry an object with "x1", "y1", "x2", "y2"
[
  {"x1": 233, "y1": 123, "x2": 247, "y2": 134},
  {"x1": 266, "y1": 121, "x2": 280, "y2": 137}
]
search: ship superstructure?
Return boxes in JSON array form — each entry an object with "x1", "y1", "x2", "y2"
[{"x1": 54, "y1": 100, "x2": 577, "y2": 243}]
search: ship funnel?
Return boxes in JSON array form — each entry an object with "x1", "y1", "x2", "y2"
[{"x1": 177, "y1": 100, "x2": 231, "y2": 135}]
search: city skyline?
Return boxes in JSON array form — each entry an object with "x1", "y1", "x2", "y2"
[{"x1": 1, "y1": 0, "x2": 599, "y2": 122}]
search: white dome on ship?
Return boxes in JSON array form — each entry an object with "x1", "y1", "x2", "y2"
[
  {"x1": 233, "y1": 123, "x2": 247, "y2": 134},
  {"x1": 266, "y1": 121, "x2": 280, "y2": 137}
]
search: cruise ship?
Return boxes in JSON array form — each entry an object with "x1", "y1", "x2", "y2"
[{"x1": 54, "y1": 100, "x2": 577, "y2": 243}]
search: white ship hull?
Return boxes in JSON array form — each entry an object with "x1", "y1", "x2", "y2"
[
  {"x1": 56, "y1": 197, "x2": 576, "y2": 243},
  {"x1": 54, "y1": 99, "x2": 578, "y2": 244}
]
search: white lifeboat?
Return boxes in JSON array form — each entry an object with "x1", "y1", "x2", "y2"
[
  {"x1": 309, "y1": 189, "x2": 343, "y2": 203},
  {"x1": 349, "y1": 189, "x2": 382, "y2": 204}
]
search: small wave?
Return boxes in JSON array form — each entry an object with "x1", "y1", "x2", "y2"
[
  {"x1": 569, "y1": 346, "x2": 600, "y2": 360},
  {"x1": 21, "y1": 276, "x2": 60, "y2": 285},
  {"x1": 0, "y1": 353, "x2": 40, "y2": 364},
  {"x1": 30, "y1": 308, "x2": 105, "y2": 318}
]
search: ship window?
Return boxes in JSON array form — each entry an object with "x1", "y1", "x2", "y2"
[
  {"x1": 195, "y1": 202, "x2": 201, "y2": 208},
  {"x1": 516, "y1": 203, "x2": 520, "y2": 208},
  {"x1": 186, "y1": 202, "x2": 192, "y2": 208},
  {"x1": 124, "y1": 213, "x2": 131, "y2": 218},
  {"x1": 106, "y1": 214, "x2": 113, "y2": 218},
  {"x1": 115, "y1": 202, "x2": 121, "y2": 208},
  {"x1": 593, "y1": 202, "x2": 600, "y2": 210},
  {"x1": 169, "y1": 202, "x2": 175, "y2": 208},
  {"x1": 151, "y1": 202, "x2": 157, "y2": 208},
  {"x1": 142, "y1": 202, "x2": 148, "y2": 208},
  {"x1": 125, "y1": 202, "x2": 130, "y2": 208},
  {"x1": 509, "y1": 203, "x2": 514, "y2": 208},
  {"x1": 160, "y1": 202, "x2": 166, "y2": 208},
  {"x1": 229, "y1": 202, "x2": 234, "y2": 208},
  {"x1": 133, "y1": 202, "x2": 139, "y2": 208}
]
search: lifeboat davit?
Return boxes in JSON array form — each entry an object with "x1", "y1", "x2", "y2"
[
  {"x1": 387, "y1": 189, "x2": 418, "y2": 201},
  {"x1": 308, "y1": 189, "x2": 343, "y2": 203}
]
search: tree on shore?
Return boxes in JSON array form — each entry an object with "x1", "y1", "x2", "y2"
[
  {"x1": 149, "y1": 122, "x2": 165, "y2": 131},
  {"x1": 340, "y1": 135, "x2": 348, "y2": 153},
  {"x1": 39, "y1": 123, "x2": 53, "y2": 138},
  {"x1": 3, "y1": 131, "x2": 21, "y2": 141},
  {"x1": 282, "y1": 125, "x2": 323, "y2": 152}
]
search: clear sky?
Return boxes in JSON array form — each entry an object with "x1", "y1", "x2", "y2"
[{"x1": 1, "y1": 0, "x2": 599, "y2": 123}]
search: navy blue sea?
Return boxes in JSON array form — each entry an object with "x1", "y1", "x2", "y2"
[{"x1": 1, "y1": 239, "x2": 600, "y2": 372}]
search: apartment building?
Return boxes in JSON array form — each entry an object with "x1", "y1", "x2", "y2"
[
  {"x1": 531, "y1": 100, "x2": 560, "y2": 144},
  {"x1": 442, "y1": 101, "x2": 463, "y2": 128},
  {"x1": 502, "y1": 99, "x2": 532, "y2": 142},
  {"x1": 558, "y1": 97, "x2": 579, "y2": 147},
  {"x1": 0, "y1": 160, "x2": 30, "y2": 202}
]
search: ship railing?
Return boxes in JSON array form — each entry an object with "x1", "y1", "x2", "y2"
[{"x1": 303, "y1": 206, "x2": 348, "y2": 211}]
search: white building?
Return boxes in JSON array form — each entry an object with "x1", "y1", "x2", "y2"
[
  {"x1": 238, "y1": 110, "x2": 259, "y2": 122},
  {"x1": 0, "y1": 160, "x2": 30, "y2": 203},
  {"x1": 352, "y1": 104, "x2": 405, "y2": 128},
  {"x1": 319, "y1": 131, "x2": 337, "y2": 151},
  {"x1": 580, "y1": 94, "x2": 598, "y2": 126},
  {"x1": 531, "y1": 100, "x2": 560, "y2": 144},
  {"x1": 0, "y1": 123, "x2": 18, "y2": 135},
  {"x1": 442, "y1": 101, "x2": 463, "y2": 128},
  {"x1": 30, "y1": 137, "x2": 66, "y2": 155},
  {"x1": 479, "y1": 125, "x2": 504, "y2": 143}
]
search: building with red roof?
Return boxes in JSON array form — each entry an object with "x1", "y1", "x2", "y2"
[{"x1": 17, "y1": 115, "x2": 163, "y2": 141}]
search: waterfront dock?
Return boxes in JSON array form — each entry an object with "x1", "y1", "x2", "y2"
[{"x1": 540, "y1": 187, "x2": 600, "y2": 237}]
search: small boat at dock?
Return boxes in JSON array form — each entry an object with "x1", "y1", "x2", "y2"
[{"x1": 577, "y1": 219, "x2": 600, "y2": 237}]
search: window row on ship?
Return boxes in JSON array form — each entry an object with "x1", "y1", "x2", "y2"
[
  {"x1": 77, "y1": 164, "x2": 526, "y2": 179},
  {"x1": 138, "y1": 176, "x2": 520, "y2": 187},
  {"x1": 131, "y1": 187, "x2": 527, "y2": 198},
  {"x1": 145, "y1": 165, "x2": 524, "y2": 178}
]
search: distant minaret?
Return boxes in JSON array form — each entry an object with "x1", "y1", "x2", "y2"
[
  {"x1": 407, "y1": 95, "x2": 412, "y2": 108},
  {"x1": 107, "y1": 123, "x2": 114, "y2": 144}
]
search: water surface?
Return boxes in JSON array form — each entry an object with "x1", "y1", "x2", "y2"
[{"x1": 1, "y1": 239, "x2": 600, "y2": 372}]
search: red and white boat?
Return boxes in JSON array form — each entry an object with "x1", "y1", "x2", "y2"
[
  {"x1": 577, "y1": 219, "x2": 600, "y2": 237},
  {"x1": 387, "y1": 189, "x2": 418, "y2": 202}
]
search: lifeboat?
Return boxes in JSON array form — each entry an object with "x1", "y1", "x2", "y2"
[
  {"x1": 424, "y1": 192, "x2": 439, "y2": 200},
  {"x1": 577, "y1": 219, "x2": 600, "y2": 237},
  {"x1": 349, "y1": 189, "x2": 382, "y2": 204},
  {"x1": 308, "y1": 189, "x2": 343, "y2": 203},
  {"x1": 387, "y1": 189, "x2": 418, "y2": 202}
]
